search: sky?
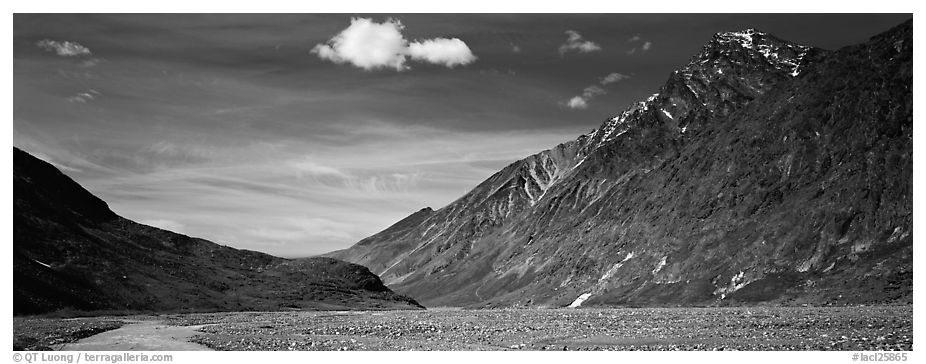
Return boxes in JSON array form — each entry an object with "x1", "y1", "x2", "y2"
[{"x1": 12, "y1": 13, "x2": 911, "y2": 257}]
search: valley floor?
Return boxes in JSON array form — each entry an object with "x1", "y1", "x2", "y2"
[{"x1": 15, "y1": 305, "x2": 912, "y2": 351}]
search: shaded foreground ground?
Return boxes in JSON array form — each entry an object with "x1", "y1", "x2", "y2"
[{"x1": 15, "y1": 306, "x2": 912, "y2": 351}]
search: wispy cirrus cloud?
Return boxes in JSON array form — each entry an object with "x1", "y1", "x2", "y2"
[
  {"x1": 288, "y1": 159, "x2": 351, "y2": 179},
  {"x1": 244, "y1": 217, "x2": 354, "y2": 243},
  {"x1": 66, "y1": 89, "x2": 101, "y2": 103},
  {"x1": 289, "y1": 157, "x2": 425, "y2": 194},
  {"x1": 36, "y1": 39, "x2": 92, "y2": 57},
  {"x1": 311, "y1": 17, "x2": 476, "y2": 71},
  {"x1": 558, "y1": 30, "x2": 601, "y2": 55},
  {"x1": 80, "y1": 58, "x2": 103, "y2": 67}
]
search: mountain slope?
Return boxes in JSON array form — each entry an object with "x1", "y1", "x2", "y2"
[
  {"x1": 13, "y1": 147, "x2": 423, "y2": 315},
  {"x1": 327, "y1": 21, "x2": 912, "y2": 308}
]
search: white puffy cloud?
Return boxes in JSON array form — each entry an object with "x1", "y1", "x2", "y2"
[
  {"x1": 566, "y1": 96, "x2": 588, "y2": 109},
  {"x1": 408, "y1": 38, "x2": 477, "y2": 68},
  {"x1": 311, "y1": 17, "x2": 476, "y2": 71},
  {"x1": 558, "y1": 30, "x2": 601, "y2": 55},
  {"x1": 311, "y1": 17, "x2": 410, "y2": 71},
  {"x1": 36, "y1": 39, "x2": 92, "y2": 57}
]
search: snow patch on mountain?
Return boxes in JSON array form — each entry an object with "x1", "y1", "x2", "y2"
[
  {"x1": 653, "y1": 256, "x2": 667, "y2": 274},
  {"x1": 598, "y1": 265, "x2": 620, "y2": 283},
  {"x1": 568, "y1": 293, "x2": 592, "y2": 308},
  {"x1": 661, "y1": 109, "x2": 673, "y2": 120},
  {"x1": 713, "y1": 270, "x2": 755, "y2": 299},
  {"x1": 621, "y1": 252, "x2": 635, "y2": 262},
  {"x1": 32, "y1": 259, "x2": 52, "y2": 269}
]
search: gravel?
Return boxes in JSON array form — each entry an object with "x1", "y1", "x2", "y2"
[
  {"x1": 160, "y1": 305, "x2": 912, "y2": 351},
  {"x1": 13, "y1": 317, "x2": 126, "y2": 351}
]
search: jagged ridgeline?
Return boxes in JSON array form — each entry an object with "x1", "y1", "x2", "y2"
[
  {"x1": 327, "y1": 20, "x2": 912, "y2": 308},
  {"x1": 13, "y1": 148, "x2": 424, "y2": 315}
]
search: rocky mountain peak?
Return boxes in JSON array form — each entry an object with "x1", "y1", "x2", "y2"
[
  {"x1": 696, "y1": 28, "x2": 813, "y2": 77},
  {"x1": 577, "y1": 30, "x2": 817, "y2": 161},
  {"x1": 712, "y1": 28, "x2": 767, "y2": 46}
]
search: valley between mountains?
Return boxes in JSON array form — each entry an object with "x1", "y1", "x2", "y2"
[{"x1": 14, "y1": 146, "x2": 423, "y2": 315}]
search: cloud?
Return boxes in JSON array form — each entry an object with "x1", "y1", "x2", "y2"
[
  {"x1": 36, "y1": 39, "x2": 92, "y2": 57},
  {"x1": 244, "y1": 217, "x2": 354, "y2": 243},
  {"x1": 582, "y1": 85, "x2": 606, "y2": 97},
  {"x1": 344, "y1": 171, "x2": 425, "y2": 194},
  {"x1": 563, "y1": 72, "x2": 630, "y2": 109},
  {"x1": 135, "y1": 140, "x2": 215, "y2": 169},
  {"x1": 627, "y1": 36, "x2": 653, "y2": 54},
  {"x1": 564, "y1": 85, "x2": 606, "y2": 110},
  {"x1": 289, "y1": 159, "x2": 351, "y2": 179},
  {"x1": 566, "y1": 96, "x2": 588, "y2": 109},
  {"x1": 28, "y1": 151, "x2": 84, "y2": 173},
  {"x1": 311, "y1": 17, "x2": 476, "y2": 71},
  {"x1": 80, "y1": 58, "x2": 103, "y2": 67},
  {"x1": 289, "y1": 157, "x2": 424, "y2": 194},
  {"x1": 311, "y1": 17, "x2": 409, "y2": 71},
  {"x1": 407, "y1": 38, "x2": 477, "y2": 68},
  {"x1": 558, "y1": 30, "x2": 601, "y2": 55},
  {"x1": 66, "y1": 89, "x2": 101, "y2": 103},
  {"x1": 601, "y1": 72, "x2": 631, "y2": 84}
]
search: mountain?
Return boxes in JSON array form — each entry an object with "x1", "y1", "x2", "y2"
[
  {"x1": 327, "y1": 20, "x2": 913, "y2": 308},
  {"x1": 13, "y1": 147, "x2": 423, "y2": 315}
]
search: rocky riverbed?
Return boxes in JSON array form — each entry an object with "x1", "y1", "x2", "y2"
[
  {"x1": 13, "y1": 317, "x2": 125, "y2": 351},
  {"x1": 14, "y1": 305, "x2": 912, "y2": 351},
  {"x1": 165, "y1": 305, "x2": 912, "y2": 351}
]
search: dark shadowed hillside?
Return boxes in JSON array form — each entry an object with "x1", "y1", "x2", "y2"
[
  {"x1": 327, "y1": 20, "x2": 912, "y2": 308},
  {"x1": 13, "y1": 147, "x2": 423, "y2": 315}
]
